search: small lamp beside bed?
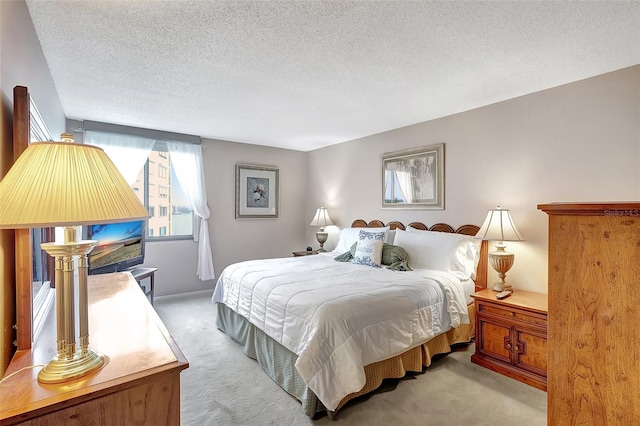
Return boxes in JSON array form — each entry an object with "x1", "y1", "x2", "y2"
[
  {"x1": 310, "y1": 207, "x2": 333, "y2": 252},
  {"x1": 475, "y1": 206, "x2": 524, "y2": 292}
]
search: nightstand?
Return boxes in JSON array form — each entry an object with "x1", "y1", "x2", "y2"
[
  {"x1": 128, "y1": 267, "x2": 158, "y2": 305},
  {"x1": 471, "y1": 288, "x2": 548, "y2": 391},
  {"x1": 292, "y1": 250, "x2": 320, "y2": 257}
]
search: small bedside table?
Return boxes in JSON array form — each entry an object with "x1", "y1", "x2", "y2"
[
  {"x1": 292, "y1": 250, "x2": 320, "y2": 257},
  {"x1": 128, "y1": 267, "x2": 158, "y2": 305},
  {"x1": 471, "y1": 288, "x2": 548, "y2": 391}
]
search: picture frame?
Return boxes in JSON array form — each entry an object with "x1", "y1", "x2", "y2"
[
  {"x1": 235, "y1": 164, "x2": 279, "y2": 219},
  {"x1": 381, "y1": 143, "x2": 444, "y2": 210}
]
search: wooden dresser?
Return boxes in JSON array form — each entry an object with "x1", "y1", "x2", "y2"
[
  {"x1": 471, "y1": 288, "x2": 548, "y2": 391},
  {"x1": 0, "y1": 272, "x2": 188, "y2": 425},
  {"x1": 539, "y1": 202, "x2": 640, "y2": 425}
]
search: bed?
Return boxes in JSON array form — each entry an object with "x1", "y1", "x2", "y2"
[{"x1": 212, "y1": 220, "x2": 488, "y2": 418}]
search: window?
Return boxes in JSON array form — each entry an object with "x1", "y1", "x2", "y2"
[
  {"x1": 82, "y1": 122, "x2": 213, "y2": 281},
  {"x1": 18, "y1": 90, "x2": 56, "y2": 348},
  {"x1": 31, "y1": 228, "x2": 54, "y2": 339},
  {"x1": 83, "y1": 128, "x2": 196, "y2": 241},
  {"x1": 133, "y1": 145, "x2": 194, "y2": 240}
]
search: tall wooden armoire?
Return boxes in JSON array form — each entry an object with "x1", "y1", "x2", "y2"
[{"x1": 538, "y1": 202, "x2": 640, "y2": 425}]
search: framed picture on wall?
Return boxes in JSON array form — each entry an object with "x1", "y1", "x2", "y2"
[
  {"x1": 235, "y1": 164, "x2": 279, "y2": 219},
  {"x1": 381, "y1": 143, "x2": 445, "y2": 210}
]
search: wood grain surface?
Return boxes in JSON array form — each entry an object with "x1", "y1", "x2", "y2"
[
  {"x1": 540, "y1": 202, "x2": 640, "y2": 425},
  {"x1": 0, "y1": 272, "x2": 188, "y2": 425}
]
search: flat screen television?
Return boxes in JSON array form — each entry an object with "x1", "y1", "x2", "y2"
[{"x1": 87, "y1": 220, "x2": 146, "y2": 275}]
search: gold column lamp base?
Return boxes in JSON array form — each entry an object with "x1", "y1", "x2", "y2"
[
  {"x1": 316, "y1": 228, "x2": 328, "y2": 252},
  {"x1": 489, "y1": 242, "x2": 515, "y2": 292},
  {"x1": 38, "y1": 226, "x2": 105, "y2": 383},
  {"x1": 37, "y1": 348, "x2": 105, "y2": 384}
]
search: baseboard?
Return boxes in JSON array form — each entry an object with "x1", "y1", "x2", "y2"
[{"x1": 154, "y1": 289, "x2": 213, "y2": 303}]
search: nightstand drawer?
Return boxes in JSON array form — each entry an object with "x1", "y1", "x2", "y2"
[{"x1": 478, "y1": 303, "x2": 546, "y2": 328}]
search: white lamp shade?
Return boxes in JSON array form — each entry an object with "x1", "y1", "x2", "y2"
[
  {"x1": 0, "y1": 141, "x2": 149, "y2": 228},
  {"x1": 310, "y1": 207, "x2": 333, "y2": 227},
  {"x1": 475, "y1": 207, "x2": 524, "y2": 242}
]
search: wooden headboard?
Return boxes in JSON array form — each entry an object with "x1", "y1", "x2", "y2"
[{"x1": 351, "y1": 219, "x2": 488, "y2": 291}]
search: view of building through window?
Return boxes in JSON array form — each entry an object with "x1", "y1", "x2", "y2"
[{"x1": 131, "y1": 149, "x2": 194, "y2": 238}]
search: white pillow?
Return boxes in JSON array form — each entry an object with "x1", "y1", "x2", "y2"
[
  {"x1": 405, "y1": 226, "x2": 482, "y2": 276},
  {"x1": 394, "y1": 228, "x2": 480, "y2": 280},
  {"x1": 334, "y1": 227, "x2": 390, "y2": 254},
  {"x1": 405, "y1": 226, "x2": 427, "y2": 233},
  {"x1": 386, "y1": 229, "x2": 396, "y2": 245},
  {"x1": 353, "y1": 230, "x2": 385, "y2": 267}
]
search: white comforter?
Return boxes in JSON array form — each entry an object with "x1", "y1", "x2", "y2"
[{"x1": 212, "y1": 252, "x2": 469, "y2": 411}]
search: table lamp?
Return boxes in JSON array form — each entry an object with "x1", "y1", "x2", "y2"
[
  {"x1": 475, "y1": 206, "x2": 524, "y2": 292},
  {"x1": 309, "y1": 207, "x2": 333, "y2": 252},
  {"x1": 0, "y1": 135, "x2": 149, "y2": 383}
]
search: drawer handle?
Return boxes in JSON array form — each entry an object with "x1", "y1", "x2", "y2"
[
  {"x1": 505, "y1": 343, "x2": 512, "y2": 350},
  {"x1": 509, "y1": 312, "x2": 515, "y2": 317}
]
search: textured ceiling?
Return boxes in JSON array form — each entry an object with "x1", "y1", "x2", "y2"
[{"x1": 26, "y1": 0, "x2": 640, "y2": 151}]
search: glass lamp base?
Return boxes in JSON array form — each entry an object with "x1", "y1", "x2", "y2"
[{"x1": 316, "y1": 230, "x2": 328, "y2": 252}]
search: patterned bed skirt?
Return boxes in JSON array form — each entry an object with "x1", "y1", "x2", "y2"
[{"x1": 215, "y1": 302, "x2": 475, "y2": 417}]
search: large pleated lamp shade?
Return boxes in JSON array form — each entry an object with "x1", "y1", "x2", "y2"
[
  {"x1": 475, "y1": 206, "x2": 524, "y2": 292},
  {"x1": 0, "y1": 139, "x2": 149, "y2": 384},
  {"x1": 0, "y1": 141, "x2": 149, "y2": 227}
]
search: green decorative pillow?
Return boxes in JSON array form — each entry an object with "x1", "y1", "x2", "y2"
[
  {"x1": 335, "y1": 242, "x2": 411, "y2": 271},
  {"x1": 381, "y1": 244, "x2": 412, "y2": 271}
]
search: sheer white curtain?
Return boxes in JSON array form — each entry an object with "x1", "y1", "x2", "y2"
[
  {"x1": 85, "y1": 131, "x2": 156, "y2": 185},
  {"x1": 166, "y1": 142, "x2": 215, "y2": 281}
]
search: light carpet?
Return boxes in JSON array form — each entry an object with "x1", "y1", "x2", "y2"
[{"x1": 154, "y1": 291, "x2": 546, "y2": 425}]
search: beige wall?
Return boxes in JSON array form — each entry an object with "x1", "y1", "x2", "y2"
[
  {"x1": 0, "y1": 0, "x2": 65, "y2": 375},
  {"x1": 306, "y1": 65, "x2": 640, "y2": 294}
]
